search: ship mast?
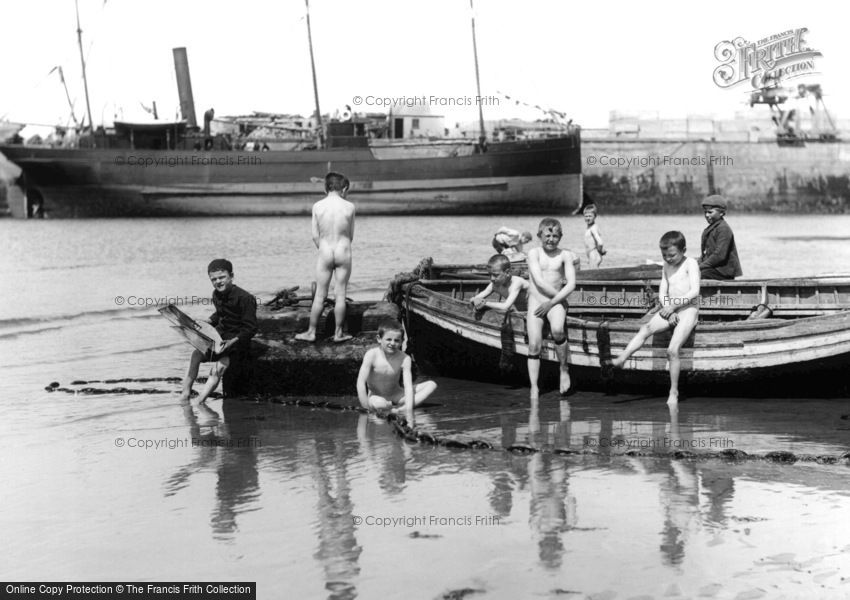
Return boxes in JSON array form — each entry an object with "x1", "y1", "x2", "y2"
[
  {"x1": 469, "y1": 0, "x2": 486, "y2": 145},
  {"x1": 305, "y1": 0, "x2": 325, "y2": 148},
  {"x1": 75, "y1": 0, "x2": 95, "y2": 142}
]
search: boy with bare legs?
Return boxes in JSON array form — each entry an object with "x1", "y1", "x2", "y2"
[
  {"x1": 179, "y1": 259, "x2": 257, "y2": 405},
  {"x1": 296, "y1": 171, "x2": 356, "y2": 343},
  {"x1": 610, "y1": 231, "x2": 700, "y2": 405},
  {"x1": 356, "y1": 319, "x2": 437, "y2": 425},
  {"x1": 527, "y1": 218, "x2": 576, "y2": 399}
]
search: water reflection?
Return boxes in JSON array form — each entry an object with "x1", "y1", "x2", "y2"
[
  {"x1": 165, "y1": 401, "x2": 260, "y2": 540},
  {"x1": 162, "y1": 386, "x2": 850, "y2": 595},
  {"x1": 309, "y1": 438, "x2": 362, "y2": 600}
]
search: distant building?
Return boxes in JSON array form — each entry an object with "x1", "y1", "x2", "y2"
[{"x1": 388, "y1": 104, "x2": 445, "y2": 139}]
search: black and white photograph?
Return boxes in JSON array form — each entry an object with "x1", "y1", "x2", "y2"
[{"x1": 2, "y1": 1, "x2": 849, "y2": 598}]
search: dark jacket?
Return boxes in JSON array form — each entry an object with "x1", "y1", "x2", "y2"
[
  {"x1": 209, "y1": 284, "x2": 258, "y2": 348},
  {"x1": 699, "y1": 219, "x2": 742, "y2": 279}
]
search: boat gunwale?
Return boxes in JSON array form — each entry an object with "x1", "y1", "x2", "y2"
[{"x1": 404, "y1": 282, "x2": 850, "y2": 336}]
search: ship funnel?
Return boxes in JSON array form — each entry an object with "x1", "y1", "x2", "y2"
[{"x1": 172, "y1": 47, "x2": 197, "y2": 128}]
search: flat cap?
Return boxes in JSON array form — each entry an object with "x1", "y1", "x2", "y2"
[{"x1": 701, "y1": 194, "x2": 727, "y2": 209}]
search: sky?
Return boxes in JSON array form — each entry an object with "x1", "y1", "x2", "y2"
[{"x1": 1, "y1": 0, "x2": 847, "y2": 134}]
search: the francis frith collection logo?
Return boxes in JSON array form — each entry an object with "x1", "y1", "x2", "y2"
[{"x1": 713, "y1": 28, "x2": 822, "y2": 89}]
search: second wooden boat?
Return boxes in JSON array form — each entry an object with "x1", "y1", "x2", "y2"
[{"x1": 398, "y1": 273, "x2": 850, "y2": 396}]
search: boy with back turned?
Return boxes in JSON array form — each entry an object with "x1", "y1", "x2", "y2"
[{"x1": 296, "y1": 171, "x2": 356, "y2": 343}]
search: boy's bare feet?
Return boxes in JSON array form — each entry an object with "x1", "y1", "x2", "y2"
[
  {"x1": 559, "y1": 369, "x2": 571, "y2": 395},
  {"x1": 530, "y1": 385, "x2": 539, "y2": 401},
  {"x1": 333, "y1": 334, "x2": 353, "y2": 343},
  {"x1": 294, "y1": 331, "x2": 316, "y2": 342},
  {"x1": 178, "y1": 391, "x2": 192, "y2": 403},
  {"x1": 667, "y1": 391, "x2": 679, "y2": 405}
]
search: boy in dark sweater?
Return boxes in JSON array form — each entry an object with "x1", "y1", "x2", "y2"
[
  {"x1": 179, "y1": 259, "x2": 258, "y2": 404},
  {"x1": 699, "y1": 195, "x2": 742, "y2": 280}
]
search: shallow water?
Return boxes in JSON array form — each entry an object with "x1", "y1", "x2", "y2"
[{"x1": 2, "y1": 214, "x2": 850, "y2": 597}]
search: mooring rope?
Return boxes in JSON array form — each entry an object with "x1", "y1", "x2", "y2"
[
  {"x1": 44, "y1": 378, "x2": 217, "y2": 399},
  {"x1": 43, "y1": 381, "x2": 850, "y2": 465}
]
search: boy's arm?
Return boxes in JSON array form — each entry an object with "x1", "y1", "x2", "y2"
[
  {"x1": 401, "y1": 355, "x2": 415, "y2": 424},
  {"x1": 470, "y1": 283, "x2": 494, "y2": 307},
  {"x1": 310, "y1": 207, "x2": 320, "y2": 248},
  {"x1": 527, "y1": 248, "x2": 561, "y2": 298},
  {"x1": 484, "y1": 277, "x2": 524, "y2": 311},
  {"x1": 658, "y1": 269, "x2": 672, "y2": 316},
  {"x1": 675, "y1": 259, "x2": 701, "y2": 307},
  {"x1": 661, "y1": 260, "x2": 701, "y2": 316},
  {"x1": 698, "y1": 224, "x2": 731, "y2": 269},
  {"x1": 236, "y1": 294, "x2": 259, "y2": 343},
  {"x1": 356, "y1": 351, "x2": 373, "y2": 409},
  {"x1": 591, "y1": 225, "x2": 605, "y2": 253},
  {"x1": 550, "y1": 252, "x2": 576, "y2": 304},
  {"x1": 222, "y1": 294, "x2": 258, "y2": 350},
  {"x1": 533, "y1": 253, "x2": 575, "y2": 317}
]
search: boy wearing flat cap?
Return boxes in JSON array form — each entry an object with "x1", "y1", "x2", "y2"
[{"x1": 699, "y1": 195, "x2": 742, "y2": 280}]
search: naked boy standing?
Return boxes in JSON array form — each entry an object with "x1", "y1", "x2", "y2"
[{"x1": 296, "y1": 171, "x2": 356, "y2": 343}]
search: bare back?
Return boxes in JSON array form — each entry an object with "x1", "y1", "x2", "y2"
[{"x1": 313, "y1": 193, "x2": 355, "y2": 267}]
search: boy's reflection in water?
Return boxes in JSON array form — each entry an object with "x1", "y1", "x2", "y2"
[{"x1": 527, "y1": 397, "x2": 576, "y2": 569}]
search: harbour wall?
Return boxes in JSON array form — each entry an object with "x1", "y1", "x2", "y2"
[{"x1": 582, "y1": 139, "x2": 850, "y2": 213}]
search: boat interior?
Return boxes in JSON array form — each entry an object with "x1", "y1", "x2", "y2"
[{"x1": 412, "y1": 276, "x2": 850, "y2": 324}]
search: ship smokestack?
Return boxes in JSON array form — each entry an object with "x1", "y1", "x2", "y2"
[{"x1": 172, "y1": 47, "x2": 197, "y2": 128}]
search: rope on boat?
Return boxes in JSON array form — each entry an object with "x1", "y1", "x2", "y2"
[
  {"x1": 499, "y1": 311, "x2": 517, "y2": 375},
  {"x1": 42, "y1": 381, "x2": 850, "y2": 465},
  {"x1": 383, "y1": 256, "x2": 434, "y2": 305},
  {"x1": 263, "y1": 283, "x2": 352, "y2": 311}
]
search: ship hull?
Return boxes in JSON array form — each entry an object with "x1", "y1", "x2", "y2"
[{"x1": 0, "y1": 136, "x2": 582, "y2": 217}]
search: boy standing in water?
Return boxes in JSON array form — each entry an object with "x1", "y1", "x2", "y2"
[
  {"x1": 610, "y1": 231, "x2": 700, "y2": 405},
  {"x1": 583, "y1": 204, "x2": 606, "y2": 269},
  {"x1": 179, "y1": 259, "x2": 258, "y2": 404},
  {"x1": 526, "y1": 218, "x2": 576, "y2": 398},
  {"x1": 356, "y1": 319, "x2": 438, "y2": 423},
  {"x1": 296, "y1": 171, "x2": 356, "y2": 342}
]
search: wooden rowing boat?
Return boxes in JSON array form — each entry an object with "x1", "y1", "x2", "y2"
[
  {"x1": 424, "y1": 261, "x2": 663, "y2": 282},
  {"x1": 399, "y1": 272, "x2": 850, "y2": 396}
]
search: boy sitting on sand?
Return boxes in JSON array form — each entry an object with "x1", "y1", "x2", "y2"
[
  {"x1": 469, "y1": 254, "x2": 529, "y2": 312},
  {"x1": 296, "y1": 171, "x2": 356, "y2": 343},
  {"x1": 609, "y1": 231, "x2": 700, "y2": 405},
  {"x1": 527, "y1": 218, "x2": 576, "y2": 398},
  {"x1": 356, "y1": 319, "x2": 437, "y2": 423},
  {"x1": 179, "y1": 259, "x2": 258, "y2": 404}
]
